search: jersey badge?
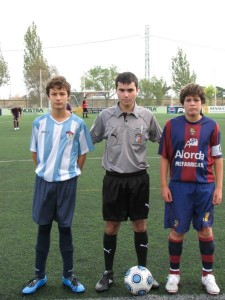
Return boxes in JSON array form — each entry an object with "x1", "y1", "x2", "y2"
[
  {"x1": 66, "y1": 131, "x2": 74, "y2": 140},
  {"x1": 190, "y1": 128, "x2": 196, "y2": 135},
  {"x1": 135, "y1": 133, "x2": 142, "y2": 143}
]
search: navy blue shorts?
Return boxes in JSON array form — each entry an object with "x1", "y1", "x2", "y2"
[
  {"x1": 164, "y1": 182, "x2": 215, "y2": 233},
  {"x1": 102, "y1": 170, "x2": 150, "y2": 221},
  {"x1": 32, "y1": 175, "x2": 77, "y2": 227}
]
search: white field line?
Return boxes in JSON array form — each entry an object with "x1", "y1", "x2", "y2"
[
  {"x1": 0, "y1": 156, "x2": 160, "y2": 163},
  {"x1": 51, "y1": 294, "x2": 225, "y2": 300}
]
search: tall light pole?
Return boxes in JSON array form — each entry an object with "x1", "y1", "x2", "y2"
[{"x1": 145, "y1": 25, "x2": 150, "y2": 80}]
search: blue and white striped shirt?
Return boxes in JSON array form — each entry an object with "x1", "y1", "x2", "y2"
[{"x1": 30, "y1": 113, "x2": 94, "y2": 182}]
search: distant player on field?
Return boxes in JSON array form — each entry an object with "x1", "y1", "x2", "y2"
[
  {"x1": 82, "y1": 97, "x2": 88, "y2": 118},
  {"x1": 158, "y1": 83, "x2": 223, "y2": 295},
  {"x1": 11, "y1": 106, "x2": 22, "y2": 130},
  {"x1": 66, "y1": 101, "x2": 72, "y2": 112},
  {"x1": 22, "y1": 76, "x2": 94, "y2": 295}
]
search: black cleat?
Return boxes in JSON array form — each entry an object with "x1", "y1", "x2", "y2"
[
  {"x1": 152, "y1": 277, "x2": 160, "y2": 289},
  {"x1": 95, "y1": 270, "x2": 114, "y2": 292}
]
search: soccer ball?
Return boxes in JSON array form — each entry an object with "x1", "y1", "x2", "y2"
[{"x1": 124, "y1": 265, "x2": 153, "y2": 296}]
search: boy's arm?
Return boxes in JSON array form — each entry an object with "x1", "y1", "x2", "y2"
[
  {"x1": 90, "y1": 114, "x2": 104, "y2": 144},
  {"x1": 31, "y1": 152, "x2": 37, "y2": 165},
  {"x1": 160, "y1": 156, "x2": 173, "y2": 202},
  {"x1": 213, "y1": 157, "x2": 223, "y2": 205},
  {"x1": 77, "y1": 154, "x2": 86, "y2": 171}
]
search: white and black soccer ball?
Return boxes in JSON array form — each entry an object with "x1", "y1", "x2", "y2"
[{"x1": 124, "y1": 265, "x2": 153, "y2": 296}]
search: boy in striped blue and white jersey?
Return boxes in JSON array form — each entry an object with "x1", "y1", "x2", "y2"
[
  {"x1": 30, "y1": 110, "x2": 92, "y2": 182},
  {"x1": 22, "y1": 76, "x2": 94, "y2": 295}
]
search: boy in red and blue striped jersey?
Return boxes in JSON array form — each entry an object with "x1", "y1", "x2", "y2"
[{"x1": 158, "y1": 83, "x2": 223, "y2": 295}]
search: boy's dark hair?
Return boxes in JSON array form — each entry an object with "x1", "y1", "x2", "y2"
[
  {"x1": 115, "y1": 72, "x2": 138, "y2": 89},
  {"x1": 46, "y1": 76, "x2": 71, "y2": 97},
  {"x1": 180, "y1": 83, "x2": 206, "y2": 105}
]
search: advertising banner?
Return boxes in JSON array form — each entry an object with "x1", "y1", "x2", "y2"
[
  {"x1": 167, "y1": 106, "x2": 185, "y2": 114},
  {"x1": 202, "y1": 106, "x2": 225, "y2": 113}
]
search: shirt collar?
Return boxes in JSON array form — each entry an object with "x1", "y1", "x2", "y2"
[{"x1": 115, "y1": 102, "x2": 139, "y2": 118}]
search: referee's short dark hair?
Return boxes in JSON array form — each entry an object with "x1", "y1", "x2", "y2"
[{"x1": 115, "y1": 72, "x2": 138, "y2": 89}]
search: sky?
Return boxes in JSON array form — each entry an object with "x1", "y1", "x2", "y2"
[{"x1": 0, "y1": 0, "x2": 225, "y2": 99}]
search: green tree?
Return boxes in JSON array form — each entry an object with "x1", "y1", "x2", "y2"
[
  {"x1": 138, "y1": 78, "x2": 153, "y2": 105},
  {"x1": 171, "y1": 48, "x2": 197, "y2": 95},
  {"x1": 0, "y1": 48, "x2": 10, "y2": 90},
  {"x1": 204, "y1": 85, "x2": 218, "y2": 105},
  {"x1": 82, "y1": 65, "x2": 118, "y2": 107},
  {"x1": 23, "y1": 22, "x2": 58, "y2": 107},
  {"x1": 83, "y1": 65, "x2": 118, "y2": 91},
  {"x1": 138, "y1": 76, "x2": 169, "y2": 106},
  {"x1": 151, "y1": 76, "x2": 170, "y2": 105}
]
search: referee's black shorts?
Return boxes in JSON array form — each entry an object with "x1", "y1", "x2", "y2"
[{"x1": 102, "y1": 170, "x2": 150, "y2": 222}]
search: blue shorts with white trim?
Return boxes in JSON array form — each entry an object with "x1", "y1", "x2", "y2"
[{"x1": 32, "y1": 175, "x2": 77, "y2": 227}]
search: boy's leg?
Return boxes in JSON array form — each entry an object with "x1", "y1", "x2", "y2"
[
  {"x1": 58, "y1": 226, "x2": 74, "y2": 278},
  {"x1": 22, "y1": 224, "x2": 51, "y2": 294},
  {"x1": 35, "y1": 224, "x2": 52, "y2": 278},
  {"x1": 165, "y1": 231, "x2": 183, "y2": 294},
  {"x1": 59, "y1": 225, "x2": 85, "y2": 293}
]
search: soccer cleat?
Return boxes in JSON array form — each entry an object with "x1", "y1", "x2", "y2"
[
  {"x1": 62, "y1": 275, "x2": 85, "y2": 293},
  {"x1": 95, "y1": 270, "x2": 114, "y2": 292},
  {"x1": 152, "y1": 277, "x2": 160, "y2": 289},
  {"x1": 202, "y1": 274, "x2": 220, "y2": 295},
  {"x1": 165, "y1": 274, "x2": 180, "y2": 294},
  {"x1": 22, "y1": 276, "x2": 47, "y2": 294}
]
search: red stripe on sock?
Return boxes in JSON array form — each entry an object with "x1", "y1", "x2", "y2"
[
  {"x1": 199, "y1": 236, "x2": 213, "y2": 242},
  {"x1": 201, "y1": 254, "x2": 214, "y2": 263}
]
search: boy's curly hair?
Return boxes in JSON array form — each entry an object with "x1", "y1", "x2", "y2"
[{"x1": 180, "y1": 83, "x2": 206, "y2": 105}]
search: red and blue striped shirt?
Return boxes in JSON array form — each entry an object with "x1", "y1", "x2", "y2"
[{"x1": 158, "y1": 115, "x2": 222, "y2": 183}]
